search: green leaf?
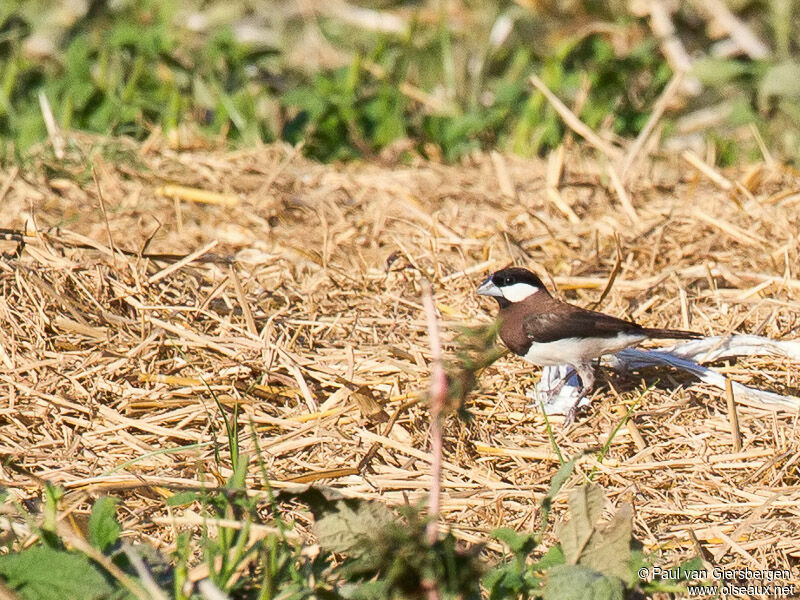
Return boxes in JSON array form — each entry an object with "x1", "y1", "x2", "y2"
[
  {"x1": 192, "y1": 76, "x2": 216, "y2": 110},
  {"x1": 481, "y1": 566, "x2": 511, "y2": 594},
  {"x1": 678, "y1": 556, "x2": 708, "y2": 580},
  {"x1": 557, "y1": 485, "x2": 604, "y2": 564},
  {"x1": 228, "y1": 452, "x2": 250, "y2": 490},
  {"x1": 759, "y1": 61, "x2": 800, "y2": 106},
  {"x1": 315, "y1": 500, "x2": 394, "y2": 557},
  {"x1": 539, "y1": 454, "x2": 579, "y2": 540},
  {"x1": 42, "y1": 483, "x2": 64, "y2": 537},
  {"x1": 557, "y1": 485, "x2": 634, "y2": 583},
  {"x1": 88, "y1": 496, "x2": 120, "y2": 553},
  {"x1": 281, "y1": 86, "x2": 326, "y2": 119},
  {"x1": 543, "y1": 564, "x2": 624, "y2": 600},
  {"x1": 491, "y1": 527, "x2": 536, "y2": 554},
  {"x1": 483, "y1": 564, "x2": 530, "y2": 600},
  {"x1": 0, "y1": 546, "x2": 113, "y2": 600},
  {"x1": 531, "y1": 544, "x2": 565, "y2": 571},
  {"x1": 578, "y1": 504, "x2": 633, "y2": 583},
  {"x1": 339, "y1": 579, "x2": 390, "y2": 599},
  {"x1": 166, "y1": 491, "x2": 203, "y2": 507},
  {"x1": 691, "y1": 57, "x2": 752, "y2": 86}
]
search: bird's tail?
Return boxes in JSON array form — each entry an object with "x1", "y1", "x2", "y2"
[{"x1": 642, "y1": 327, "x2": 702, "y2": 340}]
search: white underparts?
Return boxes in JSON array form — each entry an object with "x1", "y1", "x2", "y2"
[
  {"x1": 522, "y1": 332, "x2": 647, "y2": 366},
  {"x1": 501, "y1": 282, "x2": 539, "y2": 302}
]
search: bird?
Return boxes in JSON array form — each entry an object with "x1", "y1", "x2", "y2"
[{"x1": 477, "y1": 266, "x2": 701, "y2": 418}]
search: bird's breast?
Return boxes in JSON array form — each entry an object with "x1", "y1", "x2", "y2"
[{"x1": 520, "y1": 332, "x2": 648, "y2": 366}]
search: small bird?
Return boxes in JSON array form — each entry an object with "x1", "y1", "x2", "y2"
[{"x1": 477, "y1": 267, "x2": 701, "y2": 415}]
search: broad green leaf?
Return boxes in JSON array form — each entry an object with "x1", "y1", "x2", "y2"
[
  {"x1": 482, "y1": 565, "x2": 515, "y2": 594},
  {"x1": 558, "y1": 484, "x2": 605, "y2": 564},
  {"x1": 759, "y1": 61, "x2": 800, "y2": 106},
  {"x1": 691, "y1": 57, "x2": 751, "y2": 86},
  {"x1": 557, "y1": 485, "x2": 634, "y2": 583},
  {"x1": 339, "y1": 579, "x2": 390, "y2": 599},
  {"x1": 491, "y1": 527, "x2": 536, "y2": 554},
  {"x1": 575, "y1": 504, "x2": 633, "y2": 583},
  {"x1": 88, "y1": 496, "x2": 120, "y2": 553},
  {"x1": 547, "y1": 456, "x2": 579, "y2": 500},
  {"x1": 192, "y1": 76, "x2": 216, "y2": 110},
  {"x1": 679, "y1": 556, "x2": 708, "y2": 577},
  {"x1": 543, "y1": 564, "x2": 624, "y2": 600},
  {"x1": 281, "y1": 86, "x2": 326, "y2": 119},
  {"x1": 228, "y1": 452, "x2": 250, "y2": 490},
  {"x1": 315, "y1": 500, "x2": 394, "y2": 557},
  {"x1": 0, "y1": 546, "x2": 113, "y2": 600},
  {"x1": 372, "y1": 94, "x2": 405, "y2": 147},
  {"x1": 166, "y1": 491, "x2": 203, "y2": 507},
  {"x1": 531, "y1": 544, "x2": 565, "y2": 571}
]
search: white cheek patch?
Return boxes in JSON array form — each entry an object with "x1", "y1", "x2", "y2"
[{"x1": 501, "y1": 282, "x2": 539, "y2": 302}]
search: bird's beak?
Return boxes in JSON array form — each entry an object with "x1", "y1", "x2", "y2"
[{"x1": 477, "y1": 276, "x2": 503, "y2": 297}]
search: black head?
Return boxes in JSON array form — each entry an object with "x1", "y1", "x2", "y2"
[{"x1": 477, "y1": 267, "x2": 548, "y2": 307}]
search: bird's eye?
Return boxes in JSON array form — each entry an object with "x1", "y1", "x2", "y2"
[{"x1": 504, "y1": 276, "x2": 515, "y2": 285}]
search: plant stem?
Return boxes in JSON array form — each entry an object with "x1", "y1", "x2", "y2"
[{"x1": 421, "y1": 280, "x2": 446, "y2": 548}]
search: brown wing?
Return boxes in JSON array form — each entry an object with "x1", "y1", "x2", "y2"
[{"x1": 522, "y1": 305, "x2": 644, "y2": 343}]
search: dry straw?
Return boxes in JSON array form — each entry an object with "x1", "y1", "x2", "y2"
[{"x1": 0, "y1": 134, "x2": 799, "y2": 580}]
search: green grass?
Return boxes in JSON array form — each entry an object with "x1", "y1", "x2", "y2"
[
  {"x1": 0, "y1": 0, "x2": 278, "y2": 157},
  {"x1": 3, "y1": 0, "x2": 800, "y2": 165}
]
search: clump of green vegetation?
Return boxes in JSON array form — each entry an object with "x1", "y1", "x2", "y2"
[
  {"x1": 275, "y1": 17, "x2": 673, "y2": 161},
  {"x1": 0, "y1": 0, "x2": 671, "y2": 162},
  {"x1": 315, "y1": 499, "x2": 484, "y2": 599},
  {"x1": 0, "y1": 456, "x2": 703, "y2": 599},
  {"x1": 4, "y1": 0, "x2": 800, "y2": 165},
  {"x1": 440, "y1": 323, "x2": 506, "y2": 417},
  {"x1": 0, "y1": 0, "x2": 279, "y2": 157}
]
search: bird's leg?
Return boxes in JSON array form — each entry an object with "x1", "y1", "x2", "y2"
[
  {"x1": 543, "y1": 367, "x2": 576, "y2": 400},
  {"x1": 575, "y1": 362, "x2": 597, "y2": 397},
  {"x1": 564, "y1": 362, "x2": 597, "y2": 425}
]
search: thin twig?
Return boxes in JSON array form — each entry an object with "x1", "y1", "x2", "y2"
[
  {"x1": 490, "y1": 151, "x2": 515, "y2": 198},
  {"x1": 0, "y1": 166, "x2": 19, "y2": 205},
  {"x1": 688, "y1": 0, "x2": 769, "y2": 59},
  {"x1": 38, "y1": 90, "x2": 65, "y2": 159},
  {"x1": 725, "y1": 378, "x2": 743, "y2": 452},
  {"x1": 639, "y1": 0, "x2": 701, "y2": 95},
  {"x1": 92, "y1": 167, "x2": 117, "y2": 256},
  {"x1": 681, "y1": 150, "x2": 734, "y2": 191},
  {"x1": 546, "y1": 145, "x2": 580, "y2": 224},
  {"x1": 147, "y1": 240, "x2": 219, "y2": 284},
  {"x1": 230, "y1": 265, "x2": 258, "y2": 336},
  {"x1": 589, "y1": 233, "x2": 622, "y2": 311},
  {"x1": 121, "y1": 545, "x2": 171, "y2": 600},
  {"x1": 529, "y1": 73, "x2": 622, "y2": 161},
  {"x1": 606, "y1": 164, "x2": 639, "y2": 224},
  {"x1": 357, "y1": 396, "x2": 422, "y2": 473}
]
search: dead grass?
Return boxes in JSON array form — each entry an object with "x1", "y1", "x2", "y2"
[{"x1": 1, "y1": 135, "x2": 799, "y2": 581}]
